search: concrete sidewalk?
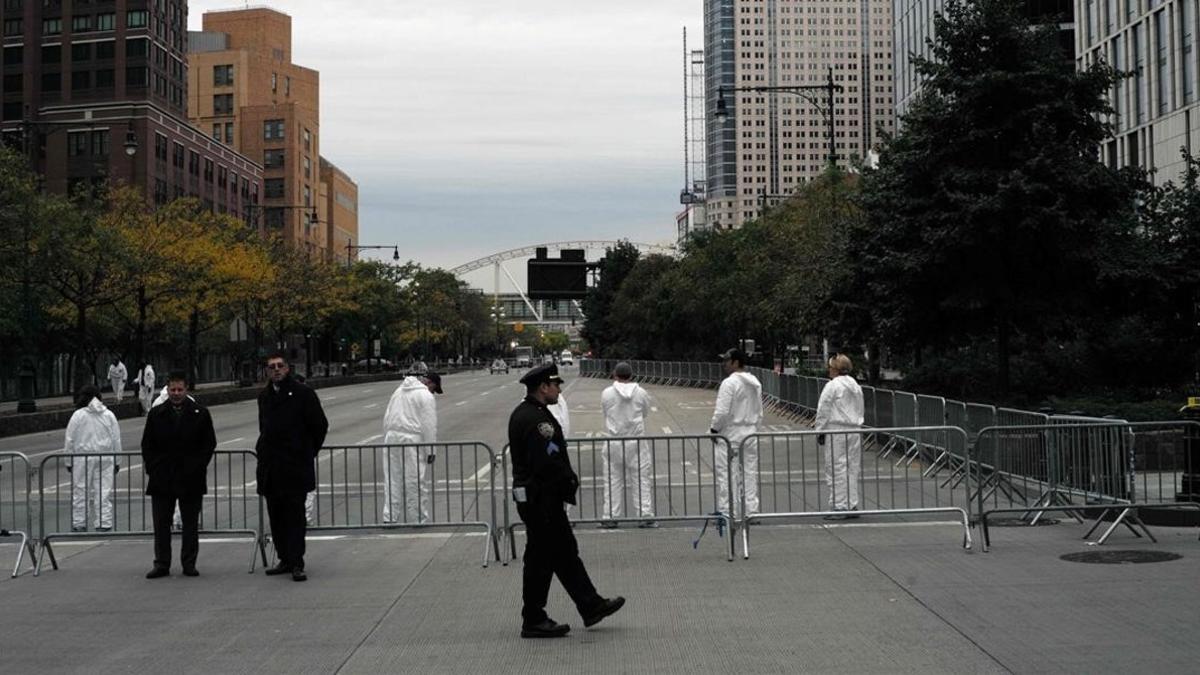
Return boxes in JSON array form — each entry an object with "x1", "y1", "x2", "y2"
[{"x1": 2, "y1": 518, "x2": 1197, "y2": 673}]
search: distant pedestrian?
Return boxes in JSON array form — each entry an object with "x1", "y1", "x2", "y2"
[
  {"x1": 709, "y1": 348, "x2": 763, "y2": 518},
  {"x1": 600, "y1": 362, "x2": 655, "y2": 527},
  {"x1": 816, "y1": 354, "x2": 865, "y2": 519},
  {"x1": 107, "y1": 358, "x2": 128, "y2": 403},
  {"x1": 64, "y1": 385, "x2": 122, "y2": 532},
  {"x1": 255, "y1": 352, "x2": 328, "y2": 582},
  {"x1": 137, "y1": 363, "x2": 156, "y2": 415},
  {"x1": 509, "y1": 363, "x2": 624, "y2": 638},
  {"x1": 381, "y1": 371, "x2": 442, "y2": 523},
  {"x1": 140, "y1": 372, "x2": 216, "y2": 578}
]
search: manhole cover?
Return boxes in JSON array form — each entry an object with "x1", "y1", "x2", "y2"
[
  {"x1": 1060, "y1": 550, "x2": 1183, "y2": 564},
  {"x1": 989, "y1": 518, "x2": 1061, "y2": 527}
]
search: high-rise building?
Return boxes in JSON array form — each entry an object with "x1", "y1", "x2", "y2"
[
  {"x1": 0, "y1": 0, "x2": 262, "y2": 215},
  {"x1": 1079, "y1": 0, "x2": 1197, "y2": 184},
  {"x1": 187, "y1": 7, "x2": 350, "y2": 257},
  {"x1": 319, "y1": 157, "x2": 358, "y2": 265},
  {"x1": 703, "y1": 0, "x2": 895, "y2": 230}
]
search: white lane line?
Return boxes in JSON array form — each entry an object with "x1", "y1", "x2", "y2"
[
  {"x1": 323, "y1": 396, "x2": 339, "y2": 401},
  {"x1": 651, "y1": 407, "x2": 659, "y2": 412},
  {"x1": 480, "y1": 391, "x2": 490, "y2": 397},
  {"x1": 363, "y1": 403, "x2": 380, "y2": 410},
  {"x1": 218, "y1": 437, "x2": 245, "y2": 446},
  {"x1": 662, "y1": 426, "x2": 673, "y2": 435},
  {"x1": 455, "y1": 401, "x2": 467, "y2": 407},
  {"x1": 362, "y1": 389, "x2": 375, "y2": 394},
  {"x1": 356, "y1": 434, "x2": 383, "y2": 445}
]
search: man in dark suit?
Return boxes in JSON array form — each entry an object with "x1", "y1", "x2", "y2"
[
  {"x1": 256, "y1": 352, "x2": 328, "y2": 582},
  {"x1": 141, "y1": 371, "x2": 216, "y2": 578}
]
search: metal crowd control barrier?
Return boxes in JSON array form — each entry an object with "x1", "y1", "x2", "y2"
[
  {"x1": 737, "y1": 427, "x2": 975, "y2": 559},
  {"x1": 307, "y1": 442, "x2": 500, "y2": 567},
  {"x1": 0, "y1": 452, "x2": 35, "y2": 577},
  {"x1": 977, "y1": 421, "x2": 1200, "y2": 551},
  {"x1": 501, "y1": 435, "x2": 736, "y2": 564},
  {"x1": 35, "y1": 450, "x2": 263, "y2": 575}
]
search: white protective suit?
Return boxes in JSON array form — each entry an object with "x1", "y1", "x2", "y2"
[
  {"x1": 601, "y1": 381, "x2": 654, "y2": 519},
  {"x1": 548, "y1": 395, "x2": 570, "y2": 440},
  {"x1": 381, "y1": 377, "x2": 438, "y2": 523},
  {"x1": 64, "y1": 398, "x2": 122, "y2": 530},
  {"x1": 108, "y1": 361, "x2": 128, "y2": 402},
  {"x1": 137, "y1": 365, "x2": 156, "y2": 414},
  {"x1": 815, "y1": 375, "x2": 865, "y2": 511},
  {"x1": 710, "y1": 370, "x2": 763, "y2": 517}
]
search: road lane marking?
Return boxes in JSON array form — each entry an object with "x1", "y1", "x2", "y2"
[
  {"x1": 662, "y1": 426, "x2": 673, "y2": 435},
  {"x1": 323, "y1": 396, "x2": 339, "y2": 401},
  {"x1": 356, "y1": 434, "x2": 383, "y2": 445},
  {"x1": 218, "y1": 437, "x2": 245, "y2": 446},
  {"x1": 455, "y1": 401, "x2": 467, "y2": 406},
  {"x1": 362, "y1": 389, "x2": 375, "y2": 394}
]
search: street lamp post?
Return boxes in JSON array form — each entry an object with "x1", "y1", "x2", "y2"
[
  {"x1": 344, "y1": 243, "x2": 400, "y2": 266},
  {"x1": 714, "y1": 66, "x2": 844, "y2": 167},
  {"x1": 490, "y1": 305, "x2": 506, "y2": 354}
]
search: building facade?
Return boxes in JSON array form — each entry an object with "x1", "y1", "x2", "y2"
[
  {"x1": 188, "y1": 7, "x2": 338, "y2": 256},
  {"x1": 319, "y1": 157, "x2": 359, "y2": 265},
  {"x1": 1077, "y1": 0, "x2": 1197, "y2": 184},
  {"x1": 703, "y1": 0, "x2": 895, "y2": 230},
  {"x1": 0, "y1": 0, "x2": 261, "y2": 214}
]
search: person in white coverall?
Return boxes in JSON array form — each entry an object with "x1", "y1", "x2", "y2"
[
  {"x1": 548, "y1": 394, "x2": 570, "y2": 439},
  {"x1": 709, "y1": 348, "x2": 763, "y2": 518},
  {"x1": 600, "y1": 362, "x2": 655, "y2": 527},
  {"x1": 107, "y1": 358, "x2": 128, "y2": 403},
  {"x1": 137, "y1": 363, "x2": 156, "y2": 414},
  {"x1": 64, "y1": 385, "x2": 122, "y2": 531},
  {"x1": 815, "y1": 354, "x2": 865, "y2": 519},
  {"x1": 381, "y1": 372, "x2": 443, "y2": 523}
]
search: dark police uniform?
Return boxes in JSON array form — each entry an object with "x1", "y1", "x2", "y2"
[{"x1": 509, "y1": 364, "x2": 607, "y2": 631}]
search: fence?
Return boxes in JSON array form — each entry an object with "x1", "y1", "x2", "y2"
[
  {"x1": 501, "y1": 435, "x2": 736, "y2": 564},
  {"x1": 976, "y1": 421, "x2": 1200, "y2": 550},
  {"x1": 307, "y1": 442, "x2": 500, "y2": 567},
  {"x1": 0, "y1": 452, "x2": 35, "y2": 577},
  {"x1": 735, "y1": 427, "x2": 975, "y2": 559},
  {"x1": 35, "y1": 450, "x2": 263, "y2": 575}
]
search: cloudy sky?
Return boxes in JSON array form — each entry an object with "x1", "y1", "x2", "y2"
[{"x1": 188, "y1": 1, "x2": 702, "y2": 290}]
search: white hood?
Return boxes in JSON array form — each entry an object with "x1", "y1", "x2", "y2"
[
  {"x1": 602, "y1": 381, "x2": 650, "y2": 437},
  {"x1": 85, "y1": 397, "x2": 108, "y2": 415},
  {"x1": 383, "y1": 376, "x2": 438, "y2": 443},
  {"x1": 64, "y1": 397, "x2": 122, "y2": 462},
  {"x1": 612, "y1": 381, "x2": 640, "y2": 400}
]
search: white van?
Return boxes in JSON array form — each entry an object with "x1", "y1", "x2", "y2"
[{"x1": 560, "y1": 350, "x2": 574, "y2": 366}]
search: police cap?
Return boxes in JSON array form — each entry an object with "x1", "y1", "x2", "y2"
[{"x1": 520, "y1": 363, "x2": 564, "y2": 387}]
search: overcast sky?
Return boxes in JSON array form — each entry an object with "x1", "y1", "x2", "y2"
[{"x1": 189, "y1": 1, "x2": 701, "y2": 290}]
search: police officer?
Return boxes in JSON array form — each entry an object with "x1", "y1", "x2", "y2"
[{"x1": 509, "y1": 363, "x2": 624, "y2": 638}]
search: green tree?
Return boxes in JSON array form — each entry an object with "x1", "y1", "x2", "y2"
[{"x1": 581, "y1": 241, "x2": 641, "y2": 357}]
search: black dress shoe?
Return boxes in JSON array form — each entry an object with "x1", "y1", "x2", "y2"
[
  {"x1": 521, "y1": 619, "x2": 570, "y2": 638},
  {"x1": 583, "y1": 596, "x2": 626, "y2": 627},
  {"x1": 291, "y1": 567, "x2": 307, "y2": 582},
  {"x1": 145, "y1": 566, "x2": 169, "y2": 579},
  {"x1": 182, "y1": 567, "x2": 199, "y2": 577},
  {"x1": 264, "y1": 562, "x2": 292, "y2": 576}
]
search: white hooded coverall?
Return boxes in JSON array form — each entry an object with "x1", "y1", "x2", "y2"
[
  {"x1": 108, "y1": 361, "x2": 127, "y2": 402},
  {"x1": 815, "y1": 375, "x2": 865, "y2": 511},
  {"x1": 65, "y1": 397, "x2": 122, "y2": 530},
  {"x1": 710, "y1": 371, "x2": 763, "y2": 516},
  {"x1": 381, "y1": 377, "x2": 437, "y2": 523},
  {"x1": 601, "y1": 381, "x2": 654, "y2": 519},
  {"x1": 137, "y1": 365, "x2": 155, "y2": 414}
]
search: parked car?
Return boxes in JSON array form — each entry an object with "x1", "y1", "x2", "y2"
[
  {"x1": 354, "y1": 358, "x2": 396, "y2": 371},
  {"x1": 490, "y1": 358, "x2": 510, "y2": 374}
]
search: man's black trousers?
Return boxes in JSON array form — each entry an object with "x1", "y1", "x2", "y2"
[
  {"x1": 266, "y1": 493, "x2": 307, "y2": 570},
  {"x1": 517, "y1": 501, "x2": 601, "y2": 625},
  {"x1": 151, "y1": 494, "x2": 202, "y2": 570}
]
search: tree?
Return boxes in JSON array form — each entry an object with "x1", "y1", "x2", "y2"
[
  {"x1": 581, "y1": 241, "x2": 641, "y2": 357},
  {"x1": 855, "y1": 0, "x2": 1135, "y2": 394}
]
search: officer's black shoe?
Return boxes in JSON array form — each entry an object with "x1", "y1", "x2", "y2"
[
  {"x1": 583, "y1": 596, "x2": 626, "y2": 627},
  {"x1": 521, "y1": 619, "x2": 570, "y2": 638},
  {"x1": 145, "y1": 566, "x2": 169, "y2": 579},
  {"x1": 182, "y1": 567, "x2": 199, "y2": 577},
  {"x1": 264, "y1": 562, "x2": 292, "y2": 576},
  {"x1": 291, "y1": 567, "x2": 307, "y2": 582}
]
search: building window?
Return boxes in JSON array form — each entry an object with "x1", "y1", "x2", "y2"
[
  {"x1": 71, "y1": 70, "x2": 90, "y2": 91},
  {"x1": 285, "y1": 76, "x2": 291, "y2": 96},
  {"x1": 155, "y1": 133, "x2": 167, "y2": 161},
  {"x1": 2, "y1": 73, "x2": 20, "y2": 91},
  {"x1": 1155, "y1": 10, "x2": 1169, "y2": 115},
  {"x1": 303, "y1": 156, "x2": 311, "y2": 179},
  {"x1": 1184, "y1": 0, "x2": 1196, "y2": 104},
  {"x1": 41, "y1": 44, "x2": 60, "y2": 64},
  {"x1": 263, "y1": 119, "x2": 284, "y2": 140},
  {"x1": 212, "y1": 123, "x2": 221, "y2": 141},
  {"x1": 217, "y1": 166, "x2": 227, "y2": 188},
  {"x1": 40, "y1": 72, "x2": 60, "y2": 92},
  {"x1": 3, "y1": 46, "x2": 21, "y2": 66},
  {"x1": 189, "y1": 151, "x2": 200, "y2": 176},
  {"x1": 72, "y1": 43, "x2": 90, "y2": 62},
  {"x1": 224, "y1": 122, "x2": 234, "y2": 144},
  {"x1": 126, "y1": 38, "x2": 148, "y2": 58},
  {"x1": 72, "y1": 15, "x2": 91, "y2": 32},
  {"x1": 264, "y1": 178, "x2": 285, "y2": 199},
  {"x1": 42, "y1": 18, "x2": 62, "y2": 36},
  {"x1": 68, "y1": 131, "x2": 88, "y2": 157},
  {"x1": 154, "y1": 179, "x2": 168, "y2": 206},
  {"x1": 213, "y1": 64, "x2": 234, "y2": 86},
  {"x1": 91, "y1": 130, "x2": 108, "y2": 157},
  {"x1": 96, "y1": 13, "x2": 114, "y2": 31},
  {"x1": 127, "y1": 10, "x2": 149, "y2": 29},
  {"x1": 173, "y1": 142, "x2": 185, "y2": 168},
  {"x1": 264, "y1": 149, "x2": 285, "y2": 169},
  {"x1": 303, "y1": 128, "x2": 311, "y2": 151},
  {"x1": 271, "y1": 72, "x2": 277, "y2": 92},
  {"x1": 2, "y1": 19, "x2": 21, "y2": 37},
  {"x1": 204, "y1": 158, "x2": 214, "y2": 183},
  {"x1": 264, "y1": 207, "x2": 285, "y2": 227},
  {"x1": 95, "y1": 41, "x2": 114, "y2": 60},
  {"x1": 95, "y1": 68, "x2": 113, "y2": 88},
  {"x1": 213, "y1": 94, "x2": 233, "y2": 115},
  {"x1": 126, "y1": 66, "x2": 148, "y2": 87},
  {"x1": 303, "y1": 185, "x2": 311, "y2": 207}
]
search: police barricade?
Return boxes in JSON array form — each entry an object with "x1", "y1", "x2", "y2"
[
  {"x1": 977, "y1": 421, "x2": 1200, "y2": 550},
  {"x1": 736, "y1": 426, "x2": 974, "y2": 559},
  {"x1": 861, "y1": 386, "x2": 878, "y2": 428},
  {"x1": 884, "y1": 392, "x2": 921, "y2": 465},
  {"x1": 967, "y1": 408, "x2": 1050, "y2": 507},
  {"x1": 36, "y1": 450, "x2": 263, "y2": 575},
  {"x1": 501, "y1": 435, "x2": 736, "y2": 565},
  {"x1": 0, "y1": 452, "x2": 35, "y2": 577},
  {"x1": 307, "y1": 442, "x2": 501, "y2": 567},
  {"x1": 913, "y1": 395, "x2": 950, "y2": 476}
]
